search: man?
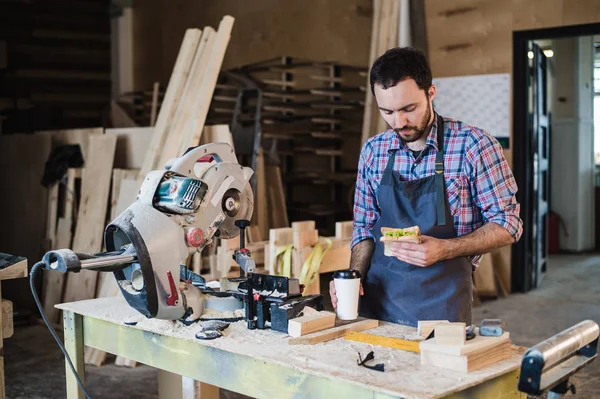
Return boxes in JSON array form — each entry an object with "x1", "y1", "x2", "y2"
[{"x1": 329, "y1": 47, "x2": 523, "y2": 327}]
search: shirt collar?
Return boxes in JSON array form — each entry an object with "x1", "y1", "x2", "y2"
[{"x1": 387, "y1": 112, "x2": 440, "y2": 153}]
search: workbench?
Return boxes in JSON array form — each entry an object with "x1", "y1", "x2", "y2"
[{"x1": 57, "y1": 296, "x2": 526, "y2": 399}]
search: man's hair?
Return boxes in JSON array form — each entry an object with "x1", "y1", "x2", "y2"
[{"x1": 369, "y1": 47, "x2": 432, "y2": 95}]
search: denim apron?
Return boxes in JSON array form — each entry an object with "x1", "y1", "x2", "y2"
[{"x1": 360, "y1": 115, "x2": 472, "y2": 327}]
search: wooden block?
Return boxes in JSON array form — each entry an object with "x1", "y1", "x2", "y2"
[
  {"x1": 420, "y1": 330, "x2": 511, "y2": 356},
  {"x1": 420, "y1": 340, "x2": 512, "y2": 373},
  {"x1": 292, "y1": 221, "x2": 316, "y2": 232},
  {"x1": 293, "y1": 230, "x2": 318, "y2": 249},
  {"x1": 435, "y1": 322, "x2": 466, "y2": 346},
  {"x1": 288, "y1": 318, "x2": 379, "y2": 345},
  {"x1": 319, "y1": 239, "x2": 351, "y2": 273},
  {"x1": 335, "y1": 221, "x2": 353, "y2": 240},
  {"x1": 287, "y1": 311, "x2": 336, "y2": 337},
  {"x1": 268, "y1": 227, "x2": 294, "y2": 274},
  {"x1": 2, "y1": 300, "x2": 13, "y2": 339},
  {"x1": 417, "y1": 320, "x2": 449, "y2": 338}
]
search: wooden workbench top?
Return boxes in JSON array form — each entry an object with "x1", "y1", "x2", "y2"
[{"x1": 57, "y1": 296, "x2": 524, "y2": 399}]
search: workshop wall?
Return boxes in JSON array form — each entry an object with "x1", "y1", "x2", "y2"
[
  {"x1": 425, "y1": 0, "x2": 600, "y2": 78},
  {"x1": 132, "y1": 0, "x2": 373, "y2": 91}
]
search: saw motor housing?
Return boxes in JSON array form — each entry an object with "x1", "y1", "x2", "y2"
[{"x1": 104, "y1": 143, "x2": 254, "y2": 320}]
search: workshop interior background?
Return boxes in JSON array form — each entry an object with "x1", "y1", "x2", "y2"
[{"x1": 1, "y1": 0, "x2": 600, "y2": 398}]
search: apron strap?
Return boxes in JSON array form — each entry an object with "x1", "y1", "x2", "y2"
[
  {"x1": 384, "y1": 148, "x2": 397, "y2": 175},
  {"x1": 435, "y1": 114, "x2": 447, "y2": 226}
]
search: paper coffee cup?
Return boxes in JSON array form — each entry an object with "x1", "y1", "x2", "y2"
[{"x1": 333, "y1": 269, "x2": 361, "y2": 320}]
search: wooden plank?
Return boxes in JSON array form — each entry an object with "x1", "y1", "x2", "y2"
[
  {"x1": 110, "y1": 169, "x2": 138, "y2": 220},
  {"x1": 318, "y1": 239, "x2": 351, "y2": 273},
  {"x1": 200, "y1": 124, "x2": 234, "y2": 148},
  {"x1": 139, "y1": 28, "x2": 202, "y2": 177},
  {"x1": 420, "y1": 330, "x2": 511, "y2": 356},
  {"x1": 335, "y1": 221, "x2": 353, "y2": 240},
  {"x1": 287, "y1": 311, "x2": 336, "y2": 337},
  {"x1": 150, "y1": 81, "x2": 160, "y2": 126},
  {"x1": 105, "y1": 127, "x2": 152, "y2": 170},
  {"x1": 435, "y1": 322, "x2": 466, "y2": 346},
  {"x1": 251, "y1": 147, "x2": 268, "y2": 241},
  {"x1": 2, "y1": 300, "x2": 13, "y2": 339},
  {"x1": 292, "y1": 220, "x2": 316, "y2": 232},
  {"x1": 267, "y1": 227, "x2": 294, "y2": 275},
  {"x1": 177, "y1": 16, "x2": 235, "y2": 155},
  {"x1": 45, "y1": 183, "x2": 59, "y2": 249},
  {"x1": 160, "y1": 28, "x2": 215, "y2": 164},
  {"x1": 63, "y1": 168, "x2": 79, "y2": 220},
  {"x1": 420, "y1": 340, "x2": 512, "y2": 373},
  {"x1": 43, "y1": 217, "x2": 72, "y2": 324},
  {"x1": 417, "y1": 320, "x2": 449, "y2": 338},
  {"x1": 293, "y1": 230, "x2": 318, "y2": 249},
  {"x1": 288, "y1": 318, "x2": 379, "y2": 345},
  {"x1": 265, "y1": 165, "x2": 289, "y2": 229},
  {"x1": 36, "y1": 127, "x2": 103, "y2": 162},
  {"x1": 63, "y1": 135, "x2": 117, "y2": 304}
]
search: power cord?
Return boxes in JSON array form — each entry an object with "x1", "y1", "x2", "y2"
[{"x1": 30, "y1": 262, "x2": 92, "y2": 399}]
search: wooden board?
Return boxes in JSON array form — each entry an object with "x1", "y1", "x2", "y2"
[
  {"x1": 288, "y1": 318, "x2": 379, "y2": 345},
  {"x1": 36, "y1": 127, "x2": 103, "y2": 161},
  {"x1": 62, "y1": 135, "x2": 117, "y2": 303},
  {"x1": 105, "y1": 127, "x2": 153, "y2": 170},
  {"x1": 265, "y1": 165, "x2": 289, "y2": 229},
  {"x1": 139, "y1": 28, "x2": 202, "y2": 177},
  {"x1": 420, "y1": 330, "x2": 510, "y2": 356},
  {"x1": 161, "y1": 27, "x2": 215, "y2": 164},
  {"x1": 42, "y1": 217, "x2": 72, "y2": 324},
  {"x1": 421, "y1": 340, "x2": 512, "y2": 373},
  {"x1": 2, "y1": 300, "x2": 13, "y2": 339},
  {"x1": 288, "y1": 311, "x2": 336, "y2": 337}
]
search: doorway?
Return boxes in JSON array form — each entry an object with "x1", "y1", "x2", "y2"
[{"x1": 512, "y1": 23, "x2": 600, "y2": 293}]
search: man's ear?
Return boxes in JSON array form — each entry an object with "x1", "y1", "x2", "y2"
[{"x1": 428, "y1": 85, "x2": 437, "y2": 102}]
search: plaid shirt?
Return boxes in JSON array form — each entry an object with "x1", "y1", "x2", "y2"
[{"x1": 352, "y1": 113, "x2": 523, "y2": 268}]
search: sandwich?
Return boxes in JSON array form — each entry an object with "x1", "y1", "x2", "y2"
[{"x1": 380, "y1": 226, "x2": 421, "y2": 256}]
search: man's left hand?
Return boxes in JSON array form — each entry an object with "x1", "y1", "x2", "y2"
[{"x1": 388, "y1": 235, "x2": 449, "y2": 267}]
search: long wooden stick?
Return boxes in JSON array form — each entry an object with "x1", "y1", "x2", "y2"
[{"x1": 138, "y1": 28, "x2": 201, "y2": 177}]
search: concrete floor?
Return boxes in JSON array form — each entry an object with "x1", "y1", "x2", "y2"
[{"x1": 5, "y1": 254, "x2": 600, "y2": 398}]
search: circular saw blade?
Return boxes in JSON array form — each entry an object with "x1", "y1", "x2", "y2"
[{"x1": 218, "y1": 184, "x2": 254, "y2": 239}]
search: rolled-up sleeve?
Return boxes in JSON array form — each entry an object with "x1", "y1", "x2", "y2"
[
  {"x1": 467, "y1": 132, "x2": 523, "y2": 242},
  {"x1": 351, "y1": 142, "x2": 380, "y2": 249}
]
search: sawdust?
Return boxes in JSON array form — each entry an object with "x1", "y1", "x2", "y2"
[{"x1": 58, "y1": 297, "x2": 524, "y2": 399}]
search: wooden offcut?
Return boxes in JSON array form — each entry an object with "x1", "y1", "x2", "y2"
[
  {"x1": 435, "y1": 322, "x2": 466, "y2": 346},
  {"x1": 287, "y1": 311, "x2": 336, "y2": 337},
  {"x1": 288, "y1": 318, "x2": 379, "y2": 345}
]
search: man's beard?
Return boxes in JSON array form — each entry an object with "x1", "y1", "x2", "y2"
[{"x1": 394, "y1": 103, "x2": 432, "y2": 143}]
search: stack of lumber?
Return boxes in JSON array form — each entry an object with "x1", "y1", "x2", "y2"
[{"x1": 419, "y1": 322, "x2": 512, "y2": 372}]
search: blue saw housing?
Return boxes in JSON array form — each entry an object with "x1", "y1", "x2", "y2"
[{"x1": 153, "y1": 174, "x2": 208, "y2": 215}]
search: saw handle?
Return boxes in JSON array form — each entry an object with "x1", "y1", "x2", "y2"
[{"x1": 168, "y1": 143, "x2": 238, "y2": 177}]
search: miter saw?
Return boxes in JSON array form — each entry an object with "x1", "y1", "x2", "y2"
[{"x1": 36, "y1": 142, "x2": 323, "y2": 330}]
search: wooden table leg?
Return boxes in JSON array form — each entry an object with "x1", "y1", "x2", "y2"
[{"x1": 63, "y1": 310, "x2": 85, "y2": 399}]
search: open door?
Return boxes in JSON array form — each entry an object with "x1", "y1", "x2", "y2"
[{"x1": 529, "y1": 43, "x2": 550, "y2": 289}]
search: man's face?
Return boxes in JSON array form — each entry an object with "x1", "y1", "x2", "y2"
[{"x1": 373, "y1": 79, "x2": 436, "y2": 143}]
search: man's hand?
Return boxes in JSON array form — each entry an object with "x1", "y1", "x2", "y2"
[
  {"x1": 388, "y1": 235, "x2": 449, "y2": 267},
  {"x1": 329, "y1": 279, "x2": 364, "y2": 309}
]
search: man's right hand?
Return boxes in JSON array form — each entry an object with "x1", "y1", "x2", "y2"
[{"x1": 329, "y1": 279, "x2": 364, "y2": 309}]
